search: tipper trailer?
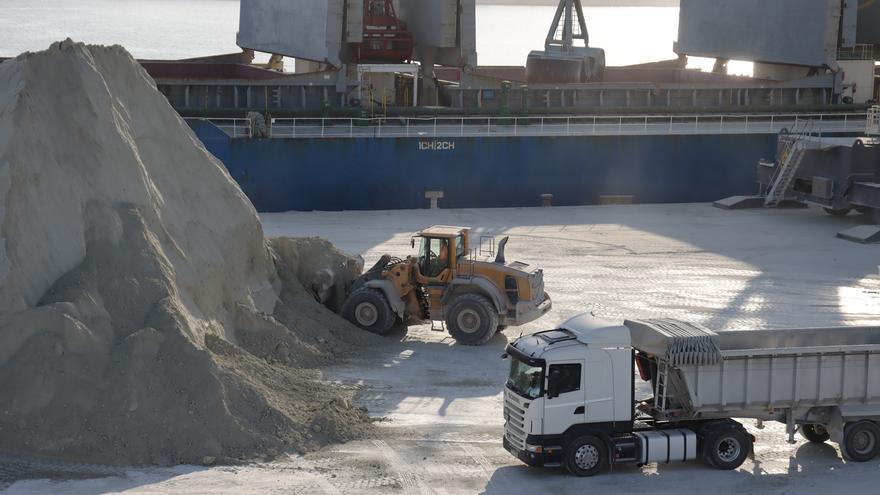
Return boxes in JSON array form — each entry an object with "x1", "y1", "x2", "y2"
[{"x1": 502, "y1": 314, "x2": 880, "y2": 476}]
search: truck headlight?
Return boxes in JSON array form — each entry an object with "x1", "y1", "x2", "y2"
[{"x1": 525, "y1": 444, "x2": 543, "y2": 454}]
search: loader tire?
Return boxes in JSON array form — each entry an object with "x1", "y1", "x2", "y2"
[
  {"x1": 446, "y1": 294, "x2": 498, "y2": 346},
  {"x1": 341, "y1": 288, "x2": 396, "y2": 335}
]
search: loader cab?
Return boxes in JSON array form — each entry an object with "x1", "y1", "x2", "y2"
[{"x1": 412, "y1": 226, "x2": 469, "y2": 280}]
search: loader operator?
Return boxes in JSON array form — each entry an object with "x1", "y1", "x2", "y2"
[{"x1": 423, "y1": 238, "x2": 451, "y2": 279}]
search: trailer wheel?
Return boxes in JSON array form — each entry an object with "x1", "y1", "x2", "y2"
[
  {"x1": 842, "y1": 421, "x2": 880, "y2": 462},
  {"x1": 703, "y1": 427, "x2": 750, "y2": 470},
  {"x1": 445, "y1": 293, "x2": 498, "y2": 346},
  {"x1": 564, "y1": 435, "x2": 608, "y2": 477},
  {"x1": 801, "y1": 424, "x2": 830, "y2": 444},
  {"x1": 341, "y1": 288, "x2": 397, "y2": 335}
]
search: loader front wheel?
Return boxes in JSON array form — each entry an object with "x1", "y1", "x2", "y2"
[
  {"x1": 446, "y1": 294, "x2": 498, "y2": 346},
  {"x1": 341, "y1": 288, "x2": 396, "y2": 335}
]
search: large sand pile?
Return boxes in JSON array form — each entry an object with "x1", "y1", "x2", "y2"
[{"x1": 0, "y1": 40, "x2": 376, "y2": 465}]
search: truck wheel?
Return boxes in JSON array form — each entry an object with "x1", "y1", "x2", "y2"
[
  {"x1": 703, "y1": 427, "x2": 750, "y2": 470},
  {"x1": 801, "y1": 424, "x2": 830, "y2": 444},
  {"x1": 842, "y1": 421, "x2": 880, "y2": 462},
  {"x1": 824, "y1": 207, "x2": 852, "y2": 217},
  {"x1": 341, "y1": 288, "x2": 396, "y2": 335},
  {"x1": 564, "y1": 435, "x2": 608, "y2": 477},
  {"x1": 445, "y1": 294, "x2": 499, "y2": 346}
]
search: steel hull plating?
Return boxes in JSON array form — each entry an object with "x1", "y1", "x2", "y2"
[{"x1": 189, "y1": 120, "x2": 777, "y2": 212}]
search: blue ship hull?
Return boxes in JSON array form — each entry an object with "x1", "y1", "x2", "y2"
[{"x1": 189, "y1": 120, "x2": 777, "y2": 212}]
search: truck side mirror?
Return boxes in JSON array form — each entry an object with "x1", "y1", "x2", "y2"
[
  {"x1": 547, "y1": 369, "x2": 561, "y2": 399},
  {"x1": 411, "y1": 237, "x2": 415, "y2": 249}
]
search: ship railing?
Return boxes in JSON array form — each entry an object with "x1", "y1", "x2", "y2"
[
  {"x1": 867, "y1": 106, "x2": 880, "y2": 136},
  {"x1": 214, "y1": 112, "x2": 868, "y2": 139},
  {"x1": 208, "y1": 118, "x2": 252, "y2": 138},
  {"x1": 838, "y1": 44, "x2": 874, "y2": 61}
]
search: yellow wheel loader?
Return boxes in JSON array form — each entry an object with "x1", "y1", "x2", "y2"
[{"x1": 340, "y1": 226, "x2": 552, "y2": 345}]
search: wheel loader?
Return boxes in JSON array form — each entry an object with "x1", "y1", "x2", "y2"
[{"x1": 340, "y1": 226, "x2": 552, "y2": 345}]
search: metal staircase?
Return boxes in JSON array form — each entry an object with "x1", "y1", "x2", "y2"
[{"x1": 764, "y1": 121, "x2": 814, "y2": 207}]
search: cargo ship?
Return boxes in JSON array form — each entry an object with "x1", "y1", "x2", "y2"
[{"x1": 121, "y1": 1, "x2": 880, "y2": 212}]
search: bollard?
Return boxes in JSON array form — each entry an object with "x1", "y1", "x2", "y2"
[
  {"x1": 540, "y1": 194, "x2": 554, "y2": 207},
  {"x1": 425, "y1": 191, "x2": 444, "y2": 209}
]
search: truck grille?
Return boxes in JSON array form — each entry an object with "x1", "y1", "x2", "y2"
[{"x1": 504, "y1": 396, "x2": 527, "y2": 450}]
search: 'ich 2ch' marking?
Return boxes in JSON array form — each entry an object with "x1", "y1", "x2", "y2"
[{"x1": 419, "y1": 140, "x2": 455, "y2": 151}]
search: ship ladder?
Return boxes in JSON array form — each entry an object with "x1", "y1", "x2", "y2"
[{"x1": 765, "y1": 122, "x2": 812, "y2": 207}]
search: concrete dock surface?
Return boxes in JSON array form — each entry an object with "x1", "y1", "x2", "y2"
[{"x1": 7, "y1": 203, "x2": 879, "y2": 494}]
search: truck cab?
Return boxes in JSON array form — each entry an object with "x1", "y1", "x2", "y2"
[{"x1": 503, "y1": 315, "x2": 635, "y2": 475}]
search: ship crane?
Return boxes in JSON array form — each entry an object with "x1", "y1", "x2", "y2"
[
  {"x1": 526, "y1": 0, "x2": 605, "y2": 84},
  {"x1": 353, "y1": 0, "x2": 415, "y2": 64}
]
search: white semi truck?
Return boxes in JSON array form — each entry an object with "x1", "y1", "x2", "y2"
[{"x1": 502, "y1": 314, "x2": 880, "y2": 476}]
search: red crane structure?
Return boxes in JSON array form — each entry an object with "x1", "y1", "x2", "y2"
[{"x1": 353, "y1": 0, "x2": 415, "y2": 63}]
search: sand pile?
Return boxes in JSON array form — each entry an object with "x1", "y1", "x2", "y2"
[{"x1": 0, "y1": 40, "x2": 376, "y2": 465}]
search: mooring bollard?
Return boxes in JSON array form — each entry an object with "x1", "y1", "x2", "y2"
[
  {"x1": 540, "y1": 194, "x2": 554, "y2": 207},
  {"x1": 425, "y1": 191, "x2": 444, "y2": 209}
]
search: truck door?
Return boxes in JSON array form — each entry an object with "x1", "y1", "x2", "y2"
[
  {"x1": 544, "y1": 360, "x2": 586, "y2": 435},
  {"x1": 583, "y1": 349, "x2": 617, "y2": 423}
]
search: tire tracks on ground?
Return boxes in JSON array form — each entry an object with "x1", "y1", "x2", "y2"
[{"x1": 372, "y1": 439, "x2": 428, "y2": 495}]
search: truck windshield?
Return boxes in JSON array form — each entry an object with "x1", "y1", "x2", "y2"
[{"x1": 507, "y1": 357, "x2": 544, "y2": 400}]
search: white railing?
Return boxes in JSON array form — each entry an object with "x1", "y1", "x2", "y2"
[
  {"x1": 208, "y1": 118, "x2": 252, "y2": 138},
  {"x1": 838, "y1": 43, "x2": 875, "y2": 61},
  {"x1": 868, "y1": 106, "x2": 880, "y2": 136},
  {"x1": 202, "y1": 113, "x2": 869, "y2": 139}
]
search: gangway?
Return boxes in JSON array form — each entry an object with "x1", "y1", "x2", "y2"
[{"x1": 764, "y1": 121, "x2": 815, "y2": 207}]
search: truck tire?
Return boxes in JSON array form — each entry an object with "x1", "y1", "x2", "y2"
[
  {"x1": 842, "y1": 421, "x2": 880, "y2": 462},
  {"x1": 801, "y1": 424, "x2": 830, "y2": 444},
  {"x1": 341, "y1": 288, "x2": 396, "y2": 335},
  {"x1": 564, "y1": 435, "x2": 608, "y2": 477},
  {"x1": 445, "y1": 293, "x2": 499, "y2": 346},
  {"x1": 702, "y1": 427, "x2": 750, "y2": 470}
]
